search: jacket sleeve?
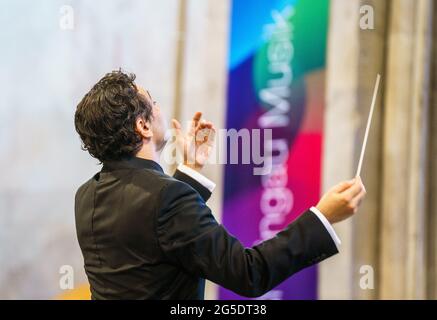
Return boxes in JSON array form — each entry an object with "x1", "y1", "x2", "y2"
[
  {"x1": 155, "y1": 179, "x2": 338, "y2": 298},
  {"x1": 173, "y1": 169, "x2": 212, "y2": 202}
]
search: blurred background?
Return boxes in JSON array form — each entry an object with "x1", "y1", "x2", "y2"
[{"x1": 0, "y1": 0, "x2": 435, "y2": 300}]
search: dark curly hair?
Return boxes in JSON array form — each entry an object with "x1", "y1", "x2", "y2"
[{"x1": 74, "y1": 70, "x2": 153, "y2": 162}]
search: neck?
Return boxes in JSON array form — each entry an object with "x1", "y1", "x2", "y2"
[{"x1": 135, "y1": 141, "x2": 159, "y2": 162}]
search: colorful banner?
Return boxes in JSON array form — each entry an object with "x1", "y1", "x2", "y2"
[{"x1": 220, "y1": 0, "x2": 330, "y2": 300}]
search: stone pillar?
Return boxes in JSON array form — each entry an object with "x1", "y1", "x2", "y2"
[
  {"x1": 428, "y1": 1, "x2": 437, "y2": 299},
  {"x1": 380, "y1": 0, "x2": 434, "y2": 299},
  {"x1": 320, "y1": 0, "x2": 387, "y2": 299},
  {"x1": 180, "y1": 0, "x2": 230, "y2": 299}
]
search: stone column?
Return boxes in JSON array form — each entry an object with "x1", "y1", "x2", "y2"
[
  {"x1": 180, "y1": 0, "x2": 230, "y2": 299},
  {"x1": 320, "y1": 0, "x2": 387, "y2": 299},
  {"x1": 428, "y1": 1, "x2": 437, "y2": 299},
  {"x1": 380, "y1": 0, "x2": 434, "y2": 299}
]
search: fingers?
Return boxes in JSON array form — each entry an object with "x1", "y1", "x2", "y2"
[
  {"x1": 331, "y1": 179, "x2": 355, "y2": 193},
  {"x1": 351, "y1": 177, "x2": 366, "y2": 201},
  {"x1": 356, "y1": 176, "x2": 366, "y2": 193},
  {"x1": 341, "y1": 177, "x2": 365, "y2": 200},
  {"x1": 192, "y1": 111, "x2": 202, "y2": 123},
  {"x1": 197, "y1": 120, "x2": 213, "y2": 130},
  {"x1": 178, "y1": 112, "x2": 215, "y2": 143},
  {"x1": 204, "y1": 125, "x2": 216, "y2": 146},
  {"x1": 171, "y1": 119, "x2": 183, "y2": 139},
  {"x1": 196, "y1": 122, "x2": 215, "y2": 143},
  {"x1": 189, "y1": 112, "x2": 203, "y2": 136},
  {"x1": 351, "y1": 188, "x2": 366, "y2": 208}
]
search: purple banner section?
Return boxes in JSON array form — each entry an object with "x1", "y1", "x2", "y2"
[{"x1": 219, "y1": 0, "x2": 330, "y2": 300}]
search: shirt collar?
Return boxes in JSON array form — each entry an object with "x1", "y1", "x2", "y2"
[{"x1": 102, "y1": 157, "x2": 164, "y2": 173}]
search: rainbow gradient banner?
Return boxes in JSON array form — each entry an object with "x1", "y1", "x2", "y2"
[{"x1": 219, "y1": 0, "x2": 330, "y2": 300}]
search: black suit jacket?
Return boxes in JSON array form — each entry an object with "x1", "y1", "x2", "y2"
[{"x1": 74, "y1": 157, "x2": 338, "y2": 299}]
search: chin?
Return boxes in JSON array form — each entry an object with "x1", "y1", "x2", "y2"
[{"x1": 156, "y1": 137, "x2": 168, "y2": 153}]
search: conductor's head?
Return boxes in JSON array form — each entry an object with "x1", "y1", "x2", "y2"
[{"x1": 74, "y1": 70, "x2": 168, "y2": 163}]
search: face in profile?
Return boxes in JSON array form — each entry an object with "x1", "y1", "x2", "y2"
[{"x1": 137, "y1": 86, "x2": 169, "y2": 152}]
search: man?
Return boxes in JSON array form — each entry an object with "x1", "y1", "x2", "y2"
[{"x1": 74, "y1": 70, "x2": 366, "y2": 299}]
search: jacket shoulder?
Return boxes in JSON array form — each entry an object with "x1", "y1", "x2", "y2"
[
  {"x1": 130, "y1": 168, "x2": 181, "y2": 192},
  {"x1": 75, "y1": 173, "x2": 99, "y2": 200}
]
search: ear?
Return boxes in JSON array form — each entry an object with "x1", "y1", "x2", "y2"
[{"x1": 135, "y1": 116, "x2": 153, "y2": 139}]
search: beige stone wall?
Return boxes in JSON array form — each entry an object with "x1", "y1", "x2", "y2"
[
  {"x1": 176, "y1": 0, "x2": 230, "y2": 300},
  {"x1": 321, "y1": 0, "x2": 437, "y2": 299},
  {"x1": 0, "y1": 0, "x2": 229, "y2": 299},
  {"x1": 429, "y1": 2, "x2": 437, "y2": 299}
]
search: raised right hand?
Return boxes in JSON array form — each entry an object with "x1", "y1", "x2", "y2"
[{"x1": 316, "y1": 177, "x2": 366, "y2": 224}]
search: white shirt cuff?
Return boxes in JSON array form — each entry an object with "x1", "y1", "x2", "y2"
[
  {"x1": 177, "y1": 164, "x2": 216, "y2": 193},
  {"x1": 310, "y1": 206, "x2": 341, "y2": 251}
]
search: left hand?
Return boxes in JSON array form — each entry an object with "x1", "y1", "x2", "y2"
[{"x1": 171, "y1": 112, "x2": 216, "y2": 171}]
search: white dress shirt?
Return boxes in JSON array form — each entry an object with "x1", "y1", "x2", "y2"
[
  {"x1": 177, "y1": 164, "x2": 216, "y2": 192},
  {"x1": 177, "y1": 164, "x2": 341, "y2": 250}
]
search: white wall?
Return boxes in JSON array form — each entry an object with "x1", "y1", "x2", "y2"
[{"x1": 0, "y1": 0, "x2": 181, "y2": 299}]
